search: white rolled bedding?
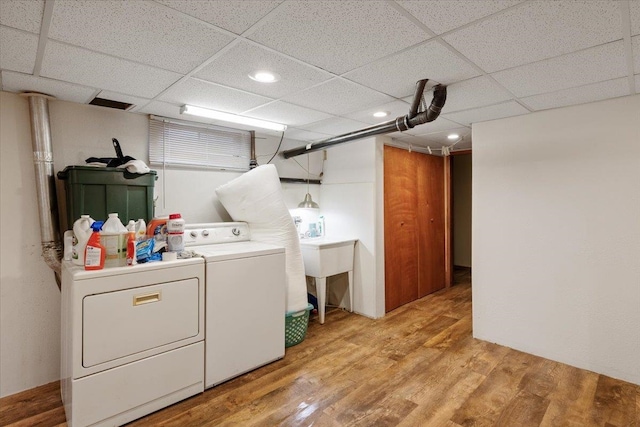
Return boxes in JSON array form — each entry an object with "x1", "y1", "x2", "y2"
[{"x1": 215, "y1": 164, "x2": 308, "y2": 313}]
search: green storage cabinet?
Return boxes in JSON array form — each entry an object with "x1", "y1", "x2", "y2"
[{"x1": 57, "y1": 166, "x2": 156, "y2": 228}]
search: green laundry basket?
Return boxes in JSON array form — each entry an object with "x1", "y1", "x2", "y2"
[{"x1": 285, "y1": 304, "x2": 313, "y2": 348}]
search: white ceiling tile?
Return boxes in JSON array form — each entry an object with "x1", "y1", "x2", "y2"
[
  {"x1": 158, "y1": 78, "x2": 273, "y2": 114},
  {"x1": 397, "y1": 0, "x2": 522, "y2": 35},
  {"x1": 442, "y1": 101, "x2": 529, "y2": 126},
  {"x1": 243, "y1": 101, "x2": 331, "y2": 127},
  {"x1": 41, "y1": 41, "x2": 181, "y2": 99},
  {"x1": 521, "y1": 78, "x2": 631, "y2": 111},
  {"x1": 343, "y1": 100, "x2": 411, "y2": 125},
  {"x1": 248, "y1": 1, "x2": 428, "y2": 74},
  {"x1": 492, "y1": 41, "x2": 627, "y2": 98},
  {"x1": 95, "y1": 91, "x2": 151, "y2": 110},
  {"x1": 155, "y1": 0, "x2": 282, "y2": 35},
  {"x1": 630, "y1": 2, "x2": 640, "y2": 37},
  {"x1": 194, "y1": 41, "x2": 332, "y2": 99},
  {"x1": 437, "y1": 76, "x2": 513, "y2": 113},
  {"x1": 443, "y1": 1, "x2": 622, "y2": 73},
  {"x1": 411, "y1": 117, "x2": 467, "y2": 134},
  {"x1": 0, "y1": 0, "x2": 44, "y2": 33},
  {"x1": 633, "y1": 35, "x2": 640, "y2": 74},
  {"x1": 283, "y1": 78, "x2": 394, "y2": 116},
  {"x1": 344, "y1": 41, "x2": 479, "y2": 98},
  {"x1": 1, "y1": 71, "x2": 96, "y2": 103},
  {"x1": 283, "y1": 128, "x2": 332, "y2": 142},
  {"x1": 49, "y1": 0, "x2": 234, "y2": 74},
  {"x1": 299, "y1": 117, "x2": 370, "y2": 136},
  {"x1": 0, "y1": 27, "x2": 38, "y2": 74},
  {"x1": 137, "y1": 100, "x2": 185, "y2": 120}
]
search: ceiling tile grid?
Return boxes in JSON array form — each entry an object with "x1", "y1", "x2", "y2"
[
  {"x1": 0, "y1": 27, "x2": 39, "y2": 74},
  {"x1": 0, "y1": 0, "x2": 637, "y2": 150},
  {"x1": 40, "y1": 41, "x2": 182, "y2": 99},
  {"x1": 48, "y1": 0, "x2": 235, "y2": 74},
  {"x1": 247, "y1": 0, "x2": 429, "y2": 75},
  {"x1": 282, "y1": 78, "x2": 395, "y2": 116},
  {"x1": 344, "y1": 40, "x2": 480, "y2": 98},
  {"x1": 154, "y1": 0, "x2": 283, "y2": 35},
  {"x1": 633, "y1": 36, "x2": 640, "y2": 74},
  {"x1": 630, "y1": 1, "x2": 640, "y2": 36},
  {"x1": 520, "y1": 77, "x2": 631, "y2": 111},
  {"x1": 435, "y1": 76, "x2": 514, "y2": 113},
  {"x1": 397, "y1": 0, "x2": 523, "y2": 35},
  {"x1": 343, "y1": 100, "x2": 412, "y2": 125},
  {"x1": 443, "y1": 0, "x2": 623, "y2": 73},
  {"x1": 0, "y1": 0, "x2": 44, "y2": 34},
  {"x1": 194, "y1": 41, "x2": 333, "y2": 99},
  {"x1": 0, "y1": 71, "x2": 96, "y2": 104},
  {"x1": 243, "y1": 101, "x2": 332, "y2": 127},
  {"x1": 492, "y1": 41, "x2": 629, "y2": 98},
  {"x1": 158, "y1": 77, "x2": 273, "y2": 114},
  {"x1": 299, "y1": 116, "x2": 371, "y2": 136},
  {"x1": 442, "y1": 100, "x2": 529, "y2": 126}
]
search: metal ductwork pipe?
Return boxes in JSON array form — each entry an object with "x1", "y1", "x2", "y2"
[
  {"x1": 282, "y1": 80, "x2": 447, "y2": 159},
  {"x1": 249, "y1": 130, "x2": 257, "y2": 169},
  {"x1": 22, "y1": 92, "x2": 63, "y2": 288}
]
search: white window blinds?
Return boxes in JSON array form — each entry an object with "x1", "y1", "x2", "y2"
[{"x1": 149, "y1": 116, "x2": 251, "y2": 171}]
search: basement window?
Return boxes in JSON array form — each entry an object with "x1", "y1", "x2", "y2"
[{"x1": 148, "y1": 116, "x2": 251, "y2": 171}]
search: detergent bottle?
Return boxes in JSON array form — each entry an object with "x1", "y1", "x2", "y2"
[
  {"x1": 72, "y1": 215, "x2": 94, "y2": 266},
  {"x1": 102, "y1": 213, "x2": 128, "y2": 267},
  {"x1": 85, "y1": 221, "x2": 106, "y2": 270},
  {"x1": 126, "y1": 231, "x2": 137, "y2": 266},
  {"x1": 135, "y1": 219, "x2": 146, "y2": 241}
]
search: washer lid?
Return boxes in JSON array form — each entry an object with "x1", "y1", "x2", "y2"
[{"x1": 192, "y1": 241, "x2": 284, "y2": 262}]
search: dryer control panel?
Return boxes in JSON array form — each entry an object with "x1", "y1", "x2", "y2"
[{"x1": 184, "y1": 222, "x2": 251, "y2": 246}]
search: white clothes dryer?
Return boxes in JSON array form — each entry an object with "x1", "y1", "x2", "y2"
[{"x1": 185, "y1": 222, "x2": 286, "y2": 388}]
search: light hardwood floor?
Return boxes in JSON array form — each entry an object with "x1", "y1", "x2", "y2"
[{"x1": 1, "y1": 269, "x2": 638, "y2": 426}]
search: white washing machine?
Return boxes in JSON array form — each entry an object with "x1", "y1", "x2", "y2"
[
  {"x1": 61, "y1": 257, "x2": 205, "y2": 427},
  {"x1": 185, "y1": 222, "x2": 286, "y2": 388}
]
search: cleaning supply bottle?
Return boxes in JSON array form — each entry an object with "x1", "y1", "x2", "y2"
[
  {"x1": 102, "y1": 213, "x2": 128, "y2": 267},
  {"x1": 135, "y1": 219, "x2": 146, "y2": 241},
  {"x1": 85, "y1": 221, "x2": 106, "y2": 270},
  {"x1": 126, "y1": 220, "x2": 136, "y2": 232},
  {"x1": 167, "y1": 213, "x2": 185, "y2": 252},
  {"x1": 72, "y1": 215, "x2": 94, "y2": 266},
  {"x1": 126, "y1": 231, "x2": 137, "y2": 266}
]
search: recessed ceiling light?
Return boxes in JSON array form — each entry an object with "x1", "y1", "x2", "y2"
[
  {"x1": 373, "y1": 111, "x2": 389, "y2": 118},
  {"x1": 447, "y1": 133, "x2": 460, "y2": 140},
  {"x1": 248, "y1": 71, "x2": 279, "y2": 83}
]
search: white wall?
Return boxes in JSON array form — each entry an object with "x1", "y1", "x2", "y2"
[
  {"x1": 320, "y1": 136, "x2": 385, "y2": 319},
  {"x1": 0, "y1": 91, "x2": 320, "y2": 397},
  {"x1": 473, "y1": 94, "x2": 640, "y2": 385}
]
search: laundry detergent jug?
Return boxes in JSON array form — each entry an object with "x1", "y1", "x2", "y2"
[
  {"x1": 72, "y1": 215, "x2": 94, "y2": 266},
  {"x1": 101, "y1": 213, "x2": 128, "y2": 268}
]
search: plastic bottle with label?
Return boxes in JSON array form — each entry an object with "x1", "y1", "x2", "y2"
[
  {"x1": 102, "y1": 213, "x2": 128, "y2": 267},
  {"x1": 126, "y1": 231, "x2": 137, "y2": 266},
  {"x1": 72, "y1": 215, "x2": 94, "y2": 266},
  {"x1": 167, "y1": 213, "x2": 185, "y2": 252},
  {"x1": 135, "y1": 219, "x2": 146, "y2": 241},
  {"x1": 85, "y1": 221, "x2": 105, "y2": 270}
]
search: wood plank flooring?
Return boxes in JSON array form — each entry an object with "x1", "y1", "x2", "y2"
[{"x1": 1, "y1": 269, "x2": 638, "y2": 426}]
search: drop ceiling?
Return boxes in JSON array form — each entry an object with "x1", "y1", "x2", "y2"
[{"x1": 1, "y1": 0, "x2": 638, "y2": 152}]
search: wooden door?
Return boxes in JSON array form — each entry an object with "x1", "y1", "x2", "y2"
[
  {"x1": 384, "y1": 146, "x2": 418, "y2": 312},
  {"x1": 416, "y1": 153, "x2": 446, "y2": 297},
  {"x1": 384, "y1": 145, "x2": 446, "y2": 312}
]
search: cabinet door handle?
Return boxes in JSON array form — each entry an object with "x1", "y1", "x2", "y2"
[{"x1": 133, "y1": 292, "x2": 161, "y2": 306}]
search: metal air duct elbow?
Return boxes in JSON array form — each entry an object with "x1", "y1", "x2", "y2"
[
  {"x1": 22, "y1": 93, "x2": 63, "y2": 287},
  {"x1": 282, "y1": 80, "x2": 447, "y2": 159}
]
